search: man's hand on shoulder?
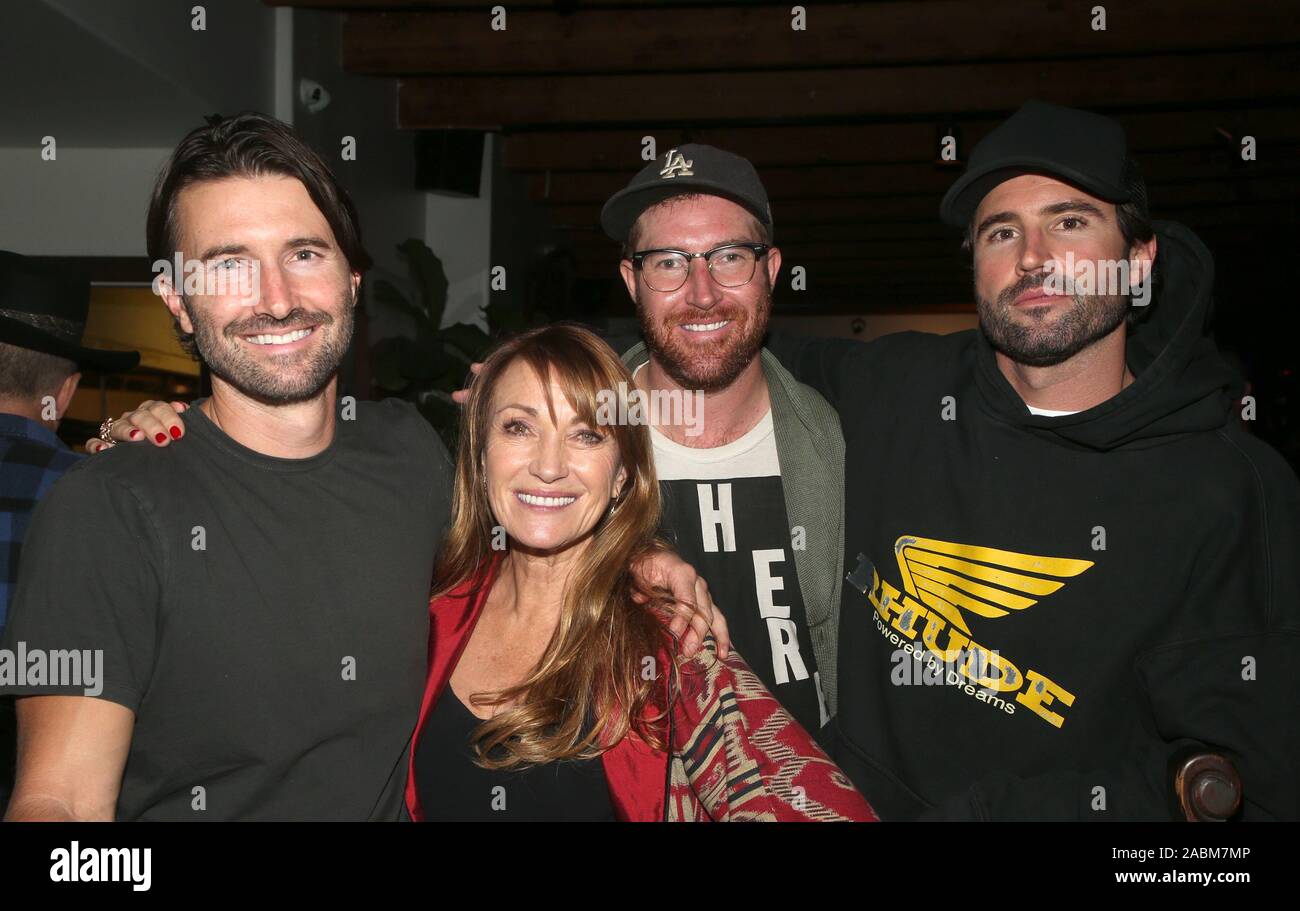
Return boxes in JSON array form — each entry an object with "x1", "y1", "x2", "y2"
[{"x1": 630, "y1": 549, "x2": 730, "y2": 659}]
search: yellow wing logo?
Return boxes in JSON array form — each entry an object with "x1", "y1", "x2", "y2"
[{"x1": 893, "y1": 536, "x2": 1093, "y2": 635}]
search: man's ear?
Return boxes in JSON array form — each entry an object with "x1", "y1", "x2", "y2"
[
  {"x1": 157, "y1": 277, "x2": 195, "y2": 336},
  {"x1": 1129, "y1": 235, "x2": 1158, "y2": 292},
  {"x1": 765, "y1": 246, "x2": 782, "y2": 288},
  {"x1": 54, "y1": 371, "x2": 81, "y2": 419},
  {"x1": 618, "y1": 258, "x2": 638, "y2": 303},
  {"x1": 350, "y1": 271, "x2": 362, "y2": 306}
]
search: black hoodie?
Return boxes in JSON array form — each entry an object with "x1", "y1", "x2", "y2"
[{"x1": 769, "y1": 222, "x2": 1300, "y2": 820}]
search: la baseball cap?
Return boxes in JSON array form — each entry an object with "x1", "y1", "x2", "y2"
[
  {"x1": 600, "y1": 143, "x2": 773, "y2": 242},
  {"x1": 940, "y1": 100, "x2": 1133, "y2": 228}
]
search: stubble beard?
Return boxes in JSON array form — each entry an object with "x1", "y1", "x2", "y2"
[
  {"x1": 185, "y1": 292, "x2": 355, "y2": 404},
  {"x1": 976, "y1": 272, "x2": 1129, "y2": 368},
  {"x1": 637, "y1": 287, "x2": 771, "y2": 393}
]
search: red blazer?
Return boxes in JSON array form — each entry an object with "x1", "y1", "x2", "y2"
[{"x1": 406, "y1": 557, "x2": 876, "y2": 822}]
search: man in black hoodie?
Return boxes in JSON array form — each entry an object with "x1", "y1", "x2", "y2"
[{"x1": 771, "y1": 101, "x2": 1300, "y2": 820}]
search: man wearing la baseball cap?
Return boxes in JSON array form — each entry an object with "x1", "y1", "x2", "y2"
[
  {"x1": 602, "y1": 144, "x2": 850, "y2": 741},
  {"x1": 765, "y1": 101, "x2": 1300, "y2": 820},
  {"x1": 0, "y1": 250, "x2": 139, "y2": 813}
]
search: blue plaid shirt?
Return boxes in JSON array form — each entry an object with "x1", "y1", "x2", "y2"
[{"x1": 0, "y1": 412, "x2": 82, "y2": 635}]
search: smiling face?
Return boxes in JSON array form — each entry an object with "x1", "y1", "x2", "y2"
[
  {"x1": 620, "y1": 195, "x2": 780, "y2": 392},
  {"x1": 163, "y1": 174, "x2": 361, "y2": 403},
  {"x1": 971, "y1": 174, "x2": 1153, "y2": 368},
  {"x1": 483, "y1": 359, "x2": 629, "y2": 555}
]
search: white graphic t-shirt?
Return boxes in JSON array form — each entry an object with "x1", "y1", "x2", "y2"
[{"x1": 642, "y1": 367, "x2": 828, "y2": 731}]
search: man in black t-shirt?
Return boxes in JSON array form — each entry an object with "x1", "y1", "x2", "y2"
[{"x1": 0, "y1": 114, "x2": 453, "y2": 821}]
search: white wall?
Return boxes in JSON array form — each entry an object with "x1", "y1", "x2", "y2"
[
  {"x1": 0, "y1": 147, "x2": 170, "y2": 256},
  {"x1": 0, "y1": 1, "x2": 493, "y2": 341},
  {"x1": 424, "y1": 135, "x2": 494, "y2": 331},
  {"x1": 290, "y1": 8, "x2": 429, "y2": 338},
  {"x1": 0, "y1": 0, "x2": 279, "y2": 258}
]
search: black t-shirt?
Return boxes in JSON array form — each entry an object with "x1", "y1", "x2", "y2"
[
  {"x1": 414, "y1": 688, "x2": 615, "y2": 821},
  {"x1": 0, "y1": 398, "x2": 452, "y2": 820},
  {"x1": 651, "y1": 409, "x2": 827, "y2": 734}
]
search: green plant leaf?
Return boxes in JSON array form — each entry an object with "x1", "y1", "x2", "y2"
[
  {"x1": 369, "y1": 278, "x2": 430, "y2": 328},
  {"x1": 369, "y1": 336, "x2": 411, "y2": 392},
  {"x1": 438, "y1": 322, "x2": 493, "y2": 363},
  {"x1": 398, "y1": 238, "x2": 449, "y2": 330}
]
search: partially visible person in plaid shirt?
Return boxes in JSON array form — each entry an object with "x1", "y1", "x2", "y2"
[
  {"x1": 0, "y1": 413, "x2": 82, "y2": 632},
  {"x1": 0, "y1": 250, "x2": 139, "y2": 814}
]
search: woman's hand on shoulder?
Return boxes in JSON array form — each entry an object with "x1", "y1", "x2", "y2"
[{"x1": 85, "y1": 400, "x2": 190, "y2": 454}]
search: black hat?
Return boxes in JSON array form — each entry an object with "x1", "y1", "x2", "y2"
[
  {"x1": 600, "y1": 143, "x2": 773, "y2": 241},
  {"x1": 940, "y1": 101, "x2": 1132, "y2": 228},
  {"x1": 0, "y1": 251, "x2": 140, "y2": 373}
]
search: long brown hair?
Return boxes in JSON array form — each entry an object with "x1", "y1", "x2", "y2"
[{"x1": 435, "y1": 323, "x2": 676, "y2": 768}]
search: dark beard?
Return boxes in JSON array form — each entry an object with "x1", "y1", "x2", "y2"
[
  {"x1": 977, "y1": 272, "x2": 1128, "y2": 368},
  {"x1": 186, "y1": 295, "x2": 354, "y2": 404},
  {"x1": 636, "y1": 288, "x2": 771, "y2": 393}
]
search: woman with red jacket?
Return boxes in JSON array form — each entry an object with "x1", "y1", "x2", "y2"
[{"x1": 406, "y1": 324, "x2": 874, "y2": 822}]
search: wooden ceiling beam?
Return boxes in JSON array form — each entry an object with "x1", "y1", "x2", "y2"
[
  {"x1": 529, "y1": 162, "x2": 963, "y2": 204},
  {"x1": 526, "y1": 150, "x2": 1300, "y2": 204},
  {"x1": 500, "y1": 107, "x2": 1299, "y2": 172},
  {"x1": 539, "y1": 179, "x2": 1300, "y2": 229},
  {"x1": 399, "y1": 50, "x2": 1300, "y2": 128},
  {"x1": 270, "y1": 0, "x2": 740, "y2": 8},
  {"x1": 343, "y1": 0, "x2": 1300, "y2": 76}
]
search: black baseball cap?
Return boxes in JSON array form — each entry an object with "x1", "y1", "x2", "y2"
[
  {"x1": 600, "y1": 143, "x2": 773, "y2": 242},
  {"x1": 940, "y1": 101, "x2": 1133, "y2": 228}
]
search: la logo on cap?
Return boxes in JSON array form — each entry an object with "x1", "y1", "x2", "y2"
[{"x1": 660, "y1": 148, "x2": 694, "y2": 179}]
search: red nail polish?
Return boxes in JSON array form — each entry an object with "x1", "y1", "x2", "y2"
[
  {"x1": 170, "y1": 426, "x2": 182, "y2": 439},
  {"x1": 155, "y1": 433, "x2": 167, "y2": 444},
  {"x1": 130, "y1": 430, "x2": 141, "y2": 439}
]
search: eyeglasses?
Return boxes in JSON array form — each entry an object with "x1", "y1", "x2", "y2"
[{"x1": 629, "y1": 243, "x2": 771, "y2": 293}]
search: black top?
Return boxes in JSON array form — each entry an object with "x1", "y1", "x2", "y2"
[
  {"x1": 414, "y1": 687, "x2": 616, "y2": 821},
  {"x1": 0, "y1": 398, "x2": 454, "y2": 820}
]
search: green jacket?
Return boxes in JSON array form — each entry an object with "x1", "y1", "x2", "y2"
[{"x1": 621, "y1": 342, "x2": 847, "y2": 714}]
